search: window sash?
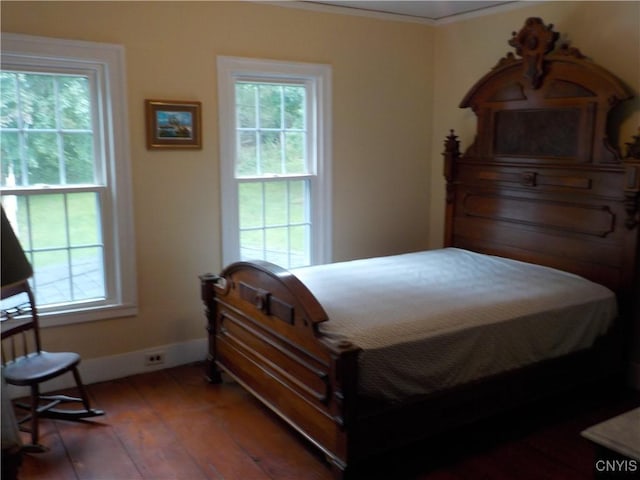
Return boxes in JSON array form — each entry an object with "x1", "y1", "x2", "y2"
[
  {"x1": 1, "y1": 69, "x2": 101, "y2": 182},
  {"x1": 234, "y1": 79, "x2": 310, "y2": 178},
  {"x1": 1, "y1": 187, "x2": 111, "y2": 310},
  {"x1": 237, "y1": 176, "x2": 312, "y2": 268}
]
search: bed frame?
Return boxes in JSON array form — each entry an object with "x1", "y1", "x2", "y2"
[{"x1": 201, "y1": 18, "x2": 640, "y2": 478}]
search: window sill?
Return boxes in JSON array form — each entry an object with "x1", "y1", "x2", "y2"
[{"x1": 39, "y1": 303, "x2": 138, "y2": 328}]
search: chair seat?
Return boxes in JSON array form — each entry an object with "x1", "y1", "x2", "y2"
[{"x1": 3, "y1": 351, "x2": 81, "y2": 386}]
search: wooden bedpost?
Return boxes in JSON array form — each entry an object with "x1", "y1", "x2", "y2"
[
  {"x1": 443, "y1": 130, "x2": 461, "y2": 247},
  {"x1": 200, "y1": 273, "x2": 223, "y2": 383},
  {"x1": 622, "y1": 130, "x2": 640, "y2": 352},
  {"x1": 321, "y1": 338, "x2": 360, "y2": 478},
  {"x1": 623, "y1": 129, "x2": 640, "y2": 231}
]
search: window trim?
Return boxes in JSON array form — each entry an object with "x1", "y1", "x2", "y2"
[
  {"x1": 217, "y1": 56, "x2": 332, "y2": 267},
  {"x1": 1, "y1": 33, "x2": 137, "y2": 327}
]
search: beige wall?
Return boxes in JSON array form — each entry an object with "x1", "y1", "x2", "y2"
[
  {"x1": 1, "y1": 1, "x2": 638, "y2": 367},
  {"x1": 1, "y1": 1, "x2": 434, "y2": 359}
]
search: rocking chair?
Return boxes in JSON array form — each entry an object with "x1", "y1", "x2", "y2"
[{"x1": 1, "y1": 208, "x2": 104, "y2": 451}]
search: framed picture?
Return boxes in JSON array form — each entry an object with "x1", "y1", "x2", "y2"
[{"x1": 145, "y1": 99, "x2": 202, "y2": 149}]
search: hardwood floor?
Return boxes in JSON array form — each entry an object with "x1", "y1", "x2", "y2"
[{"x1": 12, "y1": 363, "x2": 640, "y2": 480}]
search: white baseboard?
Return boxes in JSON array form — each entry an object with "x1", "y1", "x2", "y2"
[
  {"x1": 6, "y1": 337, "x2": 207, "y2": 399},
  {"x1": 6, "y1": 340, "x2": 639, "y2": 399}
]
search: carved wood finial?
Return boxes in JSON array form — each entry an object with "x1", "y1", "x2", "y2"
[
  {"x1": 442, "y1": 130, "x2": 462, "y2": 246},
  {"x1": 443, "y1": 130, "x2": 460, "y2": 206},
  {"x1": 508, "y1": 17, "x2": 559, "y2": 89},
  {"x1": 444, "y1": 129, "x2": 460, "y2": 158},
  {"x1": 623, "y1": 128, "x2": 640, "y2": 229},
  {"x1": 443, "y1": 130, "x2": 460, "y2": 179}
]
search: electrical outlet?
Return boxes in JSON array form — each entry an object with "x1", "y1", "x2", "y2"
[{"x1": 145, "y1": 352, "x2": 165, "y2": 366}]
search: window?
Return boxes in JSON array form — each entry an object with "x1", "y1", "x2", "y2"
[
  {"x1": 1, "y1": 34, "x2": 136, "y2": 326},
  {"x1": 218, "y1": 57, "x2": 331, "y2": 268}
]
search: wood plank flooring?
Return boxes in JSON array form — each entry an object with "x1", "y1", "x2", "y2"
[{"x1": 13, "y1": 363, "x2": 640, "y2": 480}]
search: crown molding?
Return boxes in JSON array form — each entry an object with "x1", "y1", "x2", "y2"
[{"x1": 260, "y1": 1, "x2": 533, "y2": 26}]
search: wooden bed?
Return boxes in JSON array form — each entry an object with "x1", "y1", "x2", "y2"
[{"x1": 201, "y1": 18, "x2": 640, "y2": 478}]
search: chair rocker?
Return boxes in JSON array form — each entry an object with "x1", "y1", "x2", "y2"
[{"x1": 1, "y1": 280, "x2": 104, "y2": 452}]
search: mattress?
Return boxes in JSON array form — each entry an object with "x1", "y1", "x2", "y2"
[{"x1": 292, "y1": 248, "x2": 617, "y2": 403}]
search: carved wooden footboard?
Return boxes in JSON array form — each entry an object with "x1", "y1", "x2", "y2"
[
  {"x1": 200, "y1": 262, "x2": 360, "y2": 474},
  {"x1": 200, "y1": 260, "x2": 627, "y2": 478}
]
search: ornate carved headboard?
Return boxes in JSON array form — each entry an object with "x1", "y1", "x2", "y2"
[{"x1": 444, "y1": 18, "x2": 640, "y2": 304}]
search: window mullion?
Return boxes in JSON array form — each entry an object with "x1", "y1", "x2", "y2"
[
  {"x1": 255, "y1": 86, "x2": 262, "y2": 177},
  {"x1": 286, "y1": 180, "x2": 291, "y2": 266},
  {"x1": 261, "y1": 181, "x2": 266, "y2": 260},
  {"x1": 3, "y1": 185, "x2": 106, "y2": 196},
  {"x1": 280, "y1": 86, "x2": 286, "y2": 175},
  {"x1": 305, "y1": 79, "x2": 313, "y2": 175},
  {"x1": 15, "y1": 75, "x2": 29, "y2": 187},
  {"x1": 54, "y1": 77, "x2": 67, "y2": 186},
  {"x1": 88, "y1": 70, "x2": 103, "y2": 186},
  {"x1": 25, "y1": 196, "x2": 34, "y2": 266},
  {"x1": 62, "y1": 193, "x2": 74, "y2": 300},
  {"x1": 255, "y1": 130, "x2": 261, "y2": 177}
]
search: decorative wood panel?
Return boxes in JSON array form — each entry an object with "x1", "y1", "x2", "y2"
[
  {"x1": 494, "y1": 109, "x2": 580, "y2": 157},
  {"x1": 461, "y1": 193, "x2": 615, "y2": 237},
  {"x1": 217, "y1": 308, "x2": 330, "y2": 403}
]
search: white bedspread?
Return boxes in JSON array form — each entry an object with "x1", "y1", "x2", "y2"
[{"x1": 293, "y1": 248, "x2": 617, "y2": 402}]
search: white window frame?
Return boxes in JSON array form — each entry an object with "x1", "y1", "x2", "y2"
[
  {"x1": 1, "y1": 33, "x2": 137, "y2": 327},
  {"x1": 217, "y1": 56, "x2": 332, "y2": 267}
]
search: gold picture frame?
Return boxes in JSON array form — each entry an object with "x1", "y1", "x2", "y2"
[{"x1": 145, "y1": 99, "x2": 202, "y2": 149}]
